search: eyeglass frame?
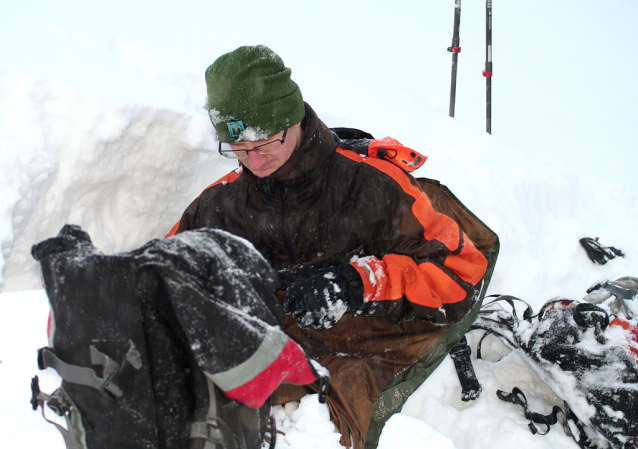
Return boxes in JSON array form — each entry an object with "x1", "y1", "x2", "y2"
[{"x1": 218, "y1": 129, "x2": 288, "y2": 159}]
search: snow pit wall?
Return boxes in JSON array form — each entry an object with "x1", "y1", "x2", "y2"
[{"x1": 0, "y1": 72, "x2": 233, "y2": 292}]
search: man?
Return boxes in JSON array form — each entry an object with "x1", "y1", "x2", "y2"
[{"x1": 168, "y1": 45, "x2": 489, "y2": 449}]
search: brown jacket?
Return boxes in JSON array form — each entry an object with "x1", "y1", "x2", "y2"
[{"x1": 168, "y1": 103, "x2": 488, "y2": 448}]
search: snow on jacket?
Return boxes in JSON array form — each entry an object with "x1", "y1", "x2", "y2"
[{"x1": 168, "y1": 103, "x2": 488, "y2": 325}]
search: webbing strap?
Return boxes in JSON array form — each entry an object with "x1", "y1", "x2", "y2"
[
  {"x1": 190, "y1": 377, "x2": 223, "y2": 448},
  {"x1": 31, "y1": 376, "x2": 83, "y2": 449},
  {"x1": 39, "y1": 406, "x2": 83, "y2": 449},
  {"x1": 603, "y1": 282, "x2": 637, "y2": 301},
  {"x1": 450, "y1": 336, "x2": 482, "y2": 401},
  {"x1": 38, "y1": 345, "x2": 141, "y2": 400},
  {"x1": 497, "y1": 387, "x2": 563, "y2": 435},
  {"x1": 39, "y1": 348, "x2": 105, "y2": 391}
]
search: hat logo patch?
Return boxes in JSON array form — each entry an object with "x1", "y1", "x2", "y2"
[{"x1": 227, "y1": 121, "x2": 245, "y2": 138}]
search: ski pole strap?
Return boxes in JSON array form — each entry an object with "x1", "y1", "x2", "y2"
[
  {"x1": 449, "y1": 336, "x2": 482, "y2": 401},
  {"x1": 497, "y1": 387, "x2": 563, "y2": 435}
]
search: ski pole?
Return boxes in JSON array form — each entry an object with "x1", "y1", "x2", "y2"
[
  {"x1": 484, "y1": 0, "x2": 493, "y2": 133},
  {"x1": 447, "y1": 0, "x2": 462, "y2": 117}
]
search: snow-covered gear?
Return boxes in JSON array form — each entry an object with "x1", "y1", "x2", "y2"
[
  {"x1": 168, "y1": 104, "x2": 497, "y2": 449},
  {"x1": 30, "y1": 224, "x2": 323, "y2": 449},
  {"x1": 471, "y1": 291, "x2": 638, "y2": 449},
  {"x1": 579, "y1": 236, "x2": 624, "y2": 265},
  {"x1": 205, "y1": 45, "x2": 305, "y2": 143},
  {"x1": 282, "y1": 264, "x2": 363, "y2": 330}
]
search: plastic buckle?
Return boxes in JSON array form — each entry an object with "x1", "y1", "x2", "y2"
[
  {"x1": 30, "y1": 376, "x2": 42, "y2": 410},
  {"x1": 317, "y1": 376, "x2": 330, "y2": 404},
  {"x1": 37, "y1": 348, "x2": 48, "y2": 370},
  {"x1": 206, "y1": 419, "x2": 223, "y2": 443},
  {"x1": 100, "y1": 377, "x2": 123, "y2": 401},
  {"x1": 47, "y1": 389, "x2": 73, "y2": 416}
]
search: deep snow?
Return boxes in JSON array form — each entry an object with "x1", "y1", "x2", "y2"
[{"x1": 1, "y1": 1, "x2": 638, "y2": 448}]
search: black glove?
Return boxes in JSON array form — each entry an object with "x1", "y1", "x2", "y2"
[{"x1": 283, "y1": 264, "x2": 363, "y2": 330}]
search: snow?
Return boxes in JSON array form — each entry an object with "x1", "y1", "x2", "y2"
[{"x1": 1, "y1": 0, "x2": 638, "y2": 448}]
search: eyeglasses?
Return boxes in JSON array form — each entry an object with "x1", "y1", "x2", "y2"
[{"x1": 218, "y1": 129, "x2": 288, "y2": 159}]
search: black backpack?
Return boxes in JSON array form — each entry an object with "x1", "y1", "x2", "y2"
[
  {"x1": 30, "y1": 225, "x2": 290, "y2": 449},
  {"x1": 469, "y1": 288, "x2": 638, "y2": 449}
]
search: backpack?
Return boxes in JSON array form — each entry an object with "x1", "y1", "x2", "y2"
[
  {"x1": 468, "y1": 280, "x2": 638, "y2": 449},
  {"x1": 30, "y1": 224, "x2": 321, "y2": 449}
]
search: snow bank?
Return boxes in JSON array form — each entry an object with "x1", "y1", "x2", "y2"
[
  {"x1": 0, "y1": 290, "x2": 60, "y2": 447},
  {"x1": 0, "y1": 71, "x2": 238, "y2": 291}
]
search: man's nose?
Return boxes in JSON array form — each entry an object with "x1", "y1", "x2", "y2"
[{"x1": 246, "y1": 149, "x2": 268, "y2": 166}]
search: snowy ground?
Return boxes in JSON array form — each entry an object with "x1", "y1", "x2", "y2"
[{"x1": 1, "y1": 1, "x2": 638, "y2": 448}]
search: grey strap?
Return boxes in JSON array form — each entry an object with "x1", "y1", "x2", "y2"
[
  {"x1": 190, "y1": 377, "x2": 224, "y2": 448},
  {"x1": 40, "y1": 348, "x2": 105, "y2": 392},
  {"x1": 90, "y1": 346, "x2": 120, "y2": 379},
  {"x1": 31, "y1": 377, "x2": 83, "y2": 449},
  {"x1": 39, "y1": 345, "x2": 141, "y2": 399},
  {"x1": 39, "y1": 405, "x2": 83, "y2": 449}
]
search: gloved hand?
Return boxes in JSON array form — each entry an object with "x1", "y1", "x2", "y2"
[{"x1": 282, "y1": 264, "x2": 363, "y2": 330}]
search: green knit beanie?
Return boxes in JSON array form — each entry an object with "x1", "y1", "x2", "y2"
[{"x1": 205, "y1": 45, "x2": 305, "y2": 143}]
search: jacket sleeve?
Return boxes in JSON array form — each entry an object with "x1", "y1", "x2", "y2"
[{"x1": 337, "y1": 148, "x2": 488, "y2": 325}]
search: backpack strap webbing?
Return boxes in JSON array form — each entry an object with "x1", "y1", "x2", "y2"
[
  {"x1": 37, "y1": 345, "x2": 141, "y2": 400},
  {"x1": 30, "y1": 376, "x2": 82, "y2": 449},
  {"x1": 449, "y1": 336, "x2": 482, "y2": 401},
  {"x1": 190, "y1": 377, "x2": 224, "y2": 448},
  {"x1": 497, "y1": 387, "x2": 564, "y2": 436}
]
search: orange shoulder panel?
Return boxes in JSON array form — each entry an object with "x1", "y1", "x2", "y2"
[
  {"x1": 164, "y1": 168, "x2": 242, "y2": 238},
  {"x1": 336, "y1": 148, "x2": 460, "y2": 251}
]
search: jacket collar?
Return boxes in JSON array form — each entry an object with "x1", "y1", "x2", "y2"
[{"x1": 241, "y1": 103, "x2": 338, "y2": 187}]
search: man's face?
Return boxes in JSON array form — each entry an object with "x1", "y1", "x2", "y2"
[{"x1": 233, "y1": 123, "x2": 303, "y2": 178}]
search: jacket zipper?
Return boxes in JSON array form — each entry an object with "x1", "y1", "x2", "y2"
[
  {"x1": 278, "y1": 186, "x2": 297, "y2": 265},
  {"x1": 265, "y1": 180, "x2": 297, "y2": 266}
]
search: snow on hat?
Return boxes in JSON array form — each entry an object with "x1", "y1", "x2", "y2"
[{"x1": 205, "y1": 45, "x2": 305, "y2": 143}]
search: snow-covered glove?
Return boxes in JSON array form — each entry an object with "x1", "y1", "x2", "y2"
[
  {"x1": 31, "y1": 224, "x2": 94, "y2": 261},
  {"x1": 282, "y1": 265, "x2": 363, "y2": 330}
]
